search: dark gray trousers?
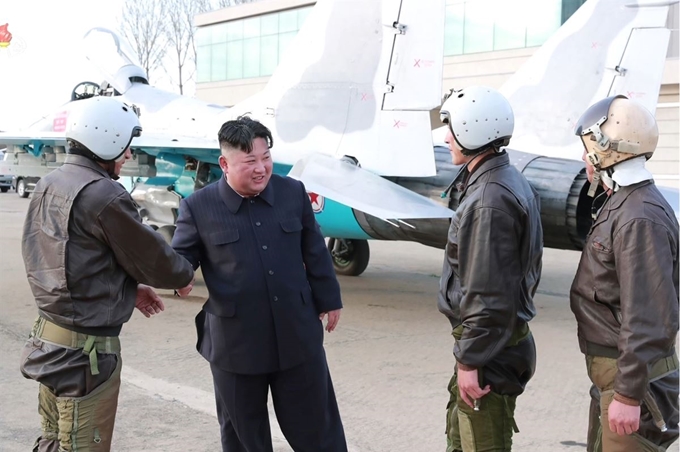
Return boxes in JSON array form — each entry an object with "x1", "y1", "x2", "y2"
[{"x1": 210, "y1": 350, "x2": 347, "y2": 452}]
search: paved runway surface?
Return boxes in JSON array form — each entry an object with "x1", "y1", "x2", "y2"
[{"x1": 0, "y1": 190, "x2": 653, "y2": 451}]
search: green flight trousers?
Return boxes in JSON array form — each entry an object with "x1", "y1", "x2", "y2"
[
  {"x1": 446, "y1": 371, "x2": 519, "y2": 452},
  {"x1": 20, "y1": 317, "x2": 122, "y2": 452},
  {"x1": 585, "y1": 353, "x2": 679, "y2": 452}
]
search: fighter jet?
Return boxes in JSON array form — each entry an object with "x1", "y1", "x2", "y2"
[{"x1": 0, "y1": 0, "x2": 676, "y2": 276}]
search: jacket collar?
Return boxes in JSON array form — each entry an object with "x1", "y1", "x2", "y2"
[
  {"x1": 64, "y1": 154, "x2": 111, "y2": 179},
  {"x1": 218, "y1": 175, "x2": 275, "y2": 214},
  {"x1": 606, "y1": 179, "x2": 652, "y2": 211},
  {"x1": 456, "y1": 151, "x2": 509, "y2": 196},
  {"x1": 591, "y1": 179, "x2": 652, "y2": 227}
]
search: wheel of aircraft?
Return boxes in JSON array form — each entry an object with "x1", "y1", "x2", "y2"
[
  {"x1": 327, "y1": 238, "x2": 370, "y2": 277},
  {"x1": 157, "y1": 225, "x2": 176, "y2": 245}
]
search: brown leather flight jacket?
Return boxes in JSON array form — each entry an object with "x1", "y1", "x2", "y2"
[
  {"x1": 22, "y1": 155, "x2": 194, "y2": 336},
  {"x1": 438, "y1": 152, "x2": 543, "y2": 372},
  {"x1": 570, "y1": 180, "x2": 679, "y2": 403}
]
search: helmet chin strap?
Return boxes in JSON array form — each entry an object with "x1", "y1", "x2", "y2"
[
  {"x1": 586, "y1": 151, "x2": 603, "y2": 198},
  {"x1": 587, "y1": 169, "x2": 601, "y2": 198},
  {"x1": 600, "y1": 170, "x2": 618, "y2": 193}
]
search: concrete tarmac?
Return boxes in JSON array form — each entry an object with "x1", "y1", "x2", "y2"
[{"x1": 0, "y1": 191, "x2": 661, "y2": 452}]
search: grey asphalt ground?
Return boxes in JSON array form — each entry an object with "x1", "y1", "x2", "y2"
[{"x1": 1, "y1": 191, "x2": 666, "y2": 452}]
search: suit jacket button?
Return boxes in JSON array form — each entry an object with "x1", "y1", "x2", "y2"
[
  {"x1": 268, "y1": 270, "x2": 274, "y2": 275},
  {"x1": 273, "y1": 296, "x2": 279, "y2": 302},
  {"x1": 255, "y1": 222, "x2": 261, "y2": 226},
  {"x1": 262, "y1": 245, "x2": 268, "y2": 250}
]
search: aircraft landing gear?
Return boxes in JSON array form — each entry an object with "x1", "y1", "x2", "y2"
[
  {"x1": 327, "y1": 238, "x2": 370, "y2": 276},
  {"x1": 157, "y1": 225, "x2": 176, "y2": 245}
]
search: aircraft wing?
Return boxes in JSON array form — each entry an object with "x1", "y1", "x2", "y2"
[
  {"x1": 0, "y1": 131, "x2": 218, "y2": 150},
  {"x1": 0, "y1": 130, "x2": 220, "y2": 159},
  {"x1": 0, "y1": 132, "x2": 67, "y2": 147},
  {"x1": 131, "y1": 133, "x2": 219, "y2": 152},
  {"x1": 288, "y1": 153, "x2": 453, "y2": 221},
  {"x1": 130, "y1": 134, "x2": 222, "y2": 163}
]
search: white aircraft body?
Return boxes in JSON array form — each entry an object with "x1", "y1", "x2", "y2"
[{"x1": 0, "y1": 0, "x2": 676, "y2": 275}]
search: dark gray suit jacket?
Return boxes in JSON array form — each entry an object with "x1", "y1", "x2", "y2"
[{"x1": 172, "y1": 175, "x2": 342, "y2": 374}]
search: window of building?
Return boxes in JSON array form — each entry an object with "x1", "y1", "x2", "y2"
[
  {"x1": 198, "y1": 1, "x2": 588, "y2": 82},
  {"x1": 444, "y1": 0, "x2": 587, "y2": 56},
  {"x1": 197, "y1": 5, "x2": 312, "y2": 83},
  {"x1": 561, "y1": 0, "x2": 588, "y2": 24}
]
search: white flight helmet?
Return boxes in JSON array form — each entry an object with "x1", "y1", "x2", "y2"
[
  {"x1": 66, "y1": 96, "x2": 142, "y2": 162},
  {"x1": 440, "y1": 86, "x2": 514, "y2": 156}
]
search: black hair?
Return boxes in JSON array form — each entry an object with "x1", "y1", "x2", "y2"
[
  {"x1": 66, "y1": 139, "x2": 102, "y2": 161},
  {"x1": 66, "y1": 139, "x2": 88, "y2": 154},
  {"x1": 66, "y1": 139, "x2": 119, "y2": 178},
  {"x1": 217, "y1": 115, "x2": 273, "y2": 154}
]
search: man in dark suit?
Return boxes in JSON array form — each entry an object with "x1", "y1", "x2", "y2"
[{"x1": 172, "y1": 116, "x2": 347, "y2": 452}]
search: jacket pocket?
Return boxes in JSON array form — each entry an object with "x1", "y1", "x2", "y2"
[
  {"x1": 19, "y1": 337, "x2": 45, "y2": 381},
  {"x1": 280, "y1": 219, "x2": 303, "y2": 233},
  {"x1": 590, "y1": 236, "x2": 611, "y2": 253},
  {"x1": 301, "y1": 286, "x2": 313, "y2": 305},
  {"x1": 209, "y1": 229, "x2": 239, "y2": 245},
  {"x1": 593, "y1": 291, "x2": 621, "y2": 326}
]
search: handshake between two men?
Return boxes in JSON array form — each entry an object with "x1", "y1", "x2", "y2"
[{"x1": 141, "y1": 275, "x2": 340, "y2": 334}]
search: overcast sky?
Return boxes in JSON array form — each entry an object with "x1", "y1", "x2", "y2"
[{"x1": 0, "y1": 0, "x2": 190, "y2": 131}]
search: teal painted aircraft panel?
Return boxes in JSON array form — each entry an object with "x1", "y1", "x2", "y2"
[
  {"x1": 129, "y1": 155, "x2": 369, "y2": 240},
  {"x1": 273, "y1": 163, "x2": 369, "y2": 239},
  {"x1": 311, "y1": 196, "x2": 370, "y2": 239}
]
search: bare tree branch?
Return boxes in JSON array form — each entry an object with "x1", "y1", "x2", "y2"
[
  {"x1": 119, "y1": 0, "x2": 261, "y2": 94},
  {"x1": 214, "y1": 0, "x2": 258, "y2": 9},
  {"x1": 165, "y1": 0, "x2": 213, "y2": 94},
  {"x1": 120, "y1": 0, "x2": 168, "y2": 84}
]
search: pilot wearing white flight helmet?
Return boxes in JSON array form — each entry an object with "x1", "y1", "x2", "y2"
[
  {"x1": 437, "y1": 85, "x2": 543, "y2": 452},
  {"x1": 19, "y1": 96, "x2": 194, "y2": 452}
]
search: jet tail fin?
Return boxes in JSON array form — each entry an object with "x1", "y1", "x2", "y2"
[
  {"x1": 231, "y1": 0, "x2": 446, "y2": 178},
  {"x1": 501, "y1": 0, "x2": 673, "y2": 160}
]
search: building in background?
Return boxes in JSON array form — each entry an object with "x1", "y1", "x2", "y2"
[{"x1": 194, "y1": 0, "x2": 679, "y2": 187}]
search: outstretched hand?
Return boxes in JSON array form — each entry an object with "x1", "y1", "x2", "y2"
[
  {"x1": 135, "y1": 284, "x2": 165, "y2": 318},
  {"x1": 319, "y1": 309, "x2": 341, "y2": 332}
]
